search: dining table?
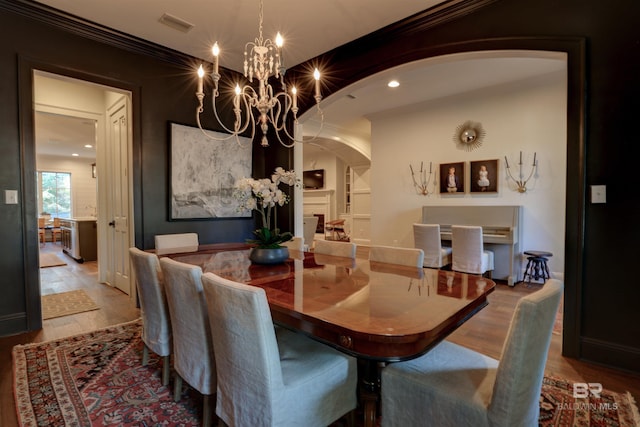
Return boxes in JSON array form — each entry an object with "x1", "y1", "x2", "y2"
[{"x1": 165, "y1": 243, "x2": 496, "y2": 427}]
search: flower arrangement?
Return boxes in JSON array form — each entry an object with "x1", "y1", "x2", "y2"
[{"x1": 234, "y1": 167, "x2": 299, "y2": 248}]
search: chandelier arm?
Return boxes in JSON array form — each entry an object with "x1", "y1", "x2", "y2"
[
  {"x1": 234, "y1": 92, "x2": 257, "y2": 148},
  {"x1": 196, "y1": 110, "x2": 237, "y2": 141}
]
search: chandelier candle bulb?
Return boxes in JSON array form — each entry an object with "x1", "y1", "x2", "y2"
[
  {"x1": 234, "y1": 84, "x2": 241, "y2": 108},
  {"x1": 212, "y1": 42, "x2": 220, "y2": 75},
  {"x1": 314, "y1": 68, "x2": 321, "y2": 97},
  {"x1": 292, "y1": 86, "x2": 297, "y2": 109},
  {"x1": 504, "y1": 156, "x2": 510, "y2": 168},
  {"x1": 275, "y1": 32, "x2": 284, "y2": 66},
  {"x1": 197, "y1": 65, "x2": 204, "y2": 93}
]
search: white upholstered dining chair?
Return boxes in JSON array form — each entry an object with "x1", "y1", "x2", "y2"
[
  {"x1": 128, "y1": 247, "x2": 172, "y2": 386},
  {"x1": 159, "y1": 257, "x2": 216, "y2": 427},
  {"x1": 155, "y1": 232, "x2": 199, "y2": 255},
  {"x1": 314, "y1": 239, "x2": 357, "y2": 259},
  {"x1": 281, "y1": 236, "x2": 304, "y2": 252},
  {"x1": 200, "y1": 272, "x2": 358, "y2": 427},
  {"x1": 369, "y1": 245, "x2": 425, "y2": 268},
  {"x1": 303, "y1": 216, "x2": 319, "y2": 250},
  {"x1": 452, "y1": 225, "x2": 494, "y2": 276},
  {"x1": 413, "y1": 223, "x2": 452, "y2": 268},
  {"x1": 381, "y1": 279, "x2": 564, "y2": 427}
]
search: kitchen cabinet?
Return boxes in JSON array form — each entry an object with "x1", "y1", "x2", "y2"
[{"x1": 60, "y1": 218, "x2": 97, "y2": 263}]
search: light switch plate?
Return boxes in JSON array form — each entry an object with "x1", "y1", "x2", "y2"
[
  {"x1": 5, "y1": 190, "x2": 18, "y2": 204},
  {"x1": 590, "y1": 185, "x2": 606, "y2": 204}
]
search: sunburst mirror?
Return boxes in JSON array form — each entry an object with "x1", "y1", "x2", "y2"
[{"x1": 453, "y1": 120, "x2": 486, "y2": 151}]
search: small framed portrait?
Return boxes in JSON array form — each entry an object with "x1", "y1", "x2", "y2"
[
  {"x1": 439, "y1": 161, "x2": 465, "y2": 194},
  {"x1": 470, "y1": 159, "x2": 499, "y2": 193}
]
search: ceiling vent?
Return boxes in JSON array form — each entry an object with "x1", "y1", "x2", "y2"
[{"x1": 159, "y1": 13, "x2": 195, "y2": 33}]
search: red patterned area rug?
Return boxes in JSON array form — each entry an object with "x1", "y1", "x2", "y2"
[
  {"x1": 540, "y1": 376, "x2": 640, "y2": 426},
  {"x1": 13, "y1": 319, "x2": 202, "y2": 427},
  {"x1": 13, "y1": 319, "x2": 640, "y2": 427}
]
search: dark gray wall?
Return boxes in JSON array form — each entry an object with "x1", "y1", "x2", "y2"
[{"x1": 1, "y1": 0, "x2": 638, "y2": 372}]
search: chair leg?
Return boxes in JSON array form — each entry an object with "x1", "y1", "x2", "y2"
[
  {"x1": 142, "y1": 344, "x2": 150, "y2": 366},
  {"x1": 345, "y1": 410, "x2": 355, "y2": 427},
  {"x1": 162, "y1": 355, "x2": 171, "y2": 386},
  {"x1": 202, "y1": 394, "x2": 212, "y2": 427},
  {"x1": 173, "y1": 374, "x2": 183, "y2": 402}
]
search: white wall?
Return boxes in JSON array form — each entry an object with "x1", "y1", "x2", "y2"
[
  {"x1": 370, "y1": 70, "x2": 567, "y2": 277},
  {"x1": 36, "y1": 154, "x2": 97, "y2": 218}
]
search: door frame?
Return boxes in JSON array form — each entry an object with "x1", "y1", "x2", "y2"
[{"x1": 19, "y1": 58, "x2": 139, "y2": 330}]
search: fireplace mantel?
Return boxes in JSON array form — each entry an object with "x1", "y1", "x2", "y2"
[
  {"x1": 303, "y1": 189, "x2": 335, "y2": 232},
  {"x1": 303, "y1": 189, "x2": 334, "y2": 196}
]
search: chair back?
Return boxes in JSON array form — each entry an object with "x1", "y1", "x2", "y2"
[
  {"x1": 413, "y1": 223, "x2": 451, "y2": 268},
  {"x1": 452, "y1": 225, "x2": 492, "y2": 274},
  {"x1": 303, "y1": 216, "x2": 319, "y2": 249},
  {"x1": 38, "y1": 217, "x2": 46, "y2": 228},
  {"x1": 129, "y1": 247, "x2": 171, "y2": 357},
  {"x1": 53, "y1": 217, "x2": 61, "y2": 227},
  {"x1": 201, "y1": 272, "x2": 283, "y2": 423},
  {"x1": 488, "y1": 279, "x2": 564, "y2": 426},
  {"x1": 281, "y1": 236, "x2": 304, "y2": 252},
  {"x1": 159, "y1": 257, "x2": 215, "y2": 394},
  {"x1": 155, "y1": 232, "x2": 199, "y2": 255},
  {"x1": 314, "y1": 239, "x2": 357, "y2": 258},
  {"x1": 369, "y1": 245, "x2": 424, "y2": 268}
]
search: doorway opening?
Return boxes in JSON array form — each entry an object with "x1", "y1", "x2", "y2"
[{"x1": 34, "y1": 70, "x2": 134, "y2": 301}]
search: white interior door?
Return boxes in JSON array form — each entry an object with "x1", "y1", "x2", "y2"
[{"x1": 106, "y1": 96, "x2": 132, "y2": 295}]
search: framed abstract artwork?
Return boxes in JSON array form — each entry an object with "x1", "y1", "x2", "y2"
[
  {"x1": 169, "y1": 122, "x2": 252, "y2": 220},
  {"x1": 439, "y1": 161, "x2": 465, "y2": 194},
  {"x1": 470, "y1": 159, "x2": 499, "y2": 193}
]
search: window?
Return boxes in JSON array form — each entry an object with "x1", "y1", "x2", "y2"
[{"x1": 39, "y1": 171, "x2": 71, "y2": 218}]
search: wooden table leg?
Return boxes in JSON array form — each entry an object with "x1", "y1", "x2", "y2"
[{"x1": 359, "y1": 359, "x2": 380, "y2": 427}]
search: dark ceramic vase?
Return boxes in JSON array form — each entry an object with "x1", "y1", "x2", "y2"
[{"x1": 249, "y1": 247, "x2": 289, "y2": 265}]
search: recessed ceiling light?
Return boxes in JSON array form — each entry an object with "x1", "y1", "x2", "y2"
[
  {"x1": 72, "y1": 153, "x2": 79, "y2": 157},
  {"x1": 84, "y1": 144, "x2": 93, "y2": 148},
  {"x1": 388, "y1": 80, "x2": 400, "y2": 88}
]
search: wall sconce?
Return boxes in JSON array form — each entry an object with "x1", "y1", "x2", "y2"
[
  {"x1": 91, "y1": 163, "x2": 96, "y2": 179},
  {"x1": 410, "y1": 161, "x2": 435, "y2": 195},
  {"x1": 505, "y1": 151, "x2": 537, "y2": 193}
]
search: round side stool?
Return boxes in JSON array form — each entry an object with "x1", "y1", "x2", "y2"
[{"x1": 523, "y1": 250, "x2": 552, "y2": 285}]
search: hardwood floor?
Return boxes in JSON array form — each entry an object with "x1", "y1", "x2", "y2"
[
  {"x1": 1, "y1": 244, "x2": 638, "y2": 426},
  {"x1": 0, "y1": 243, "x2": 139, "y2": 426}
]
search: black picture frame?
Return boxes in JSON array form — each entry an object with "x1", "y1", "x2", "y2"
[
  {"x1": 439, "y1": 161, "x2": 465, "y2": 194},
  {"x1": 470, "y1": 159, "x2": 499, "y2": 193},
  {"x1": 169, "y1": 122, "x2": 253, "y2": 220}
]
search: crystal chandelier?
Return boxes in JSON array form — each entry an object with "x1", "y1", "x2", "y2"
[{"x1": 195, "y1": 0, "x2": 323, "y2": 148}]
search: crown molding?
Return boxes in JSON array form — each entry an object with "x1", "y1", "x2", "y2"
[{"x1": 1, "y1": 0, "x2": 195, "y2": 67}]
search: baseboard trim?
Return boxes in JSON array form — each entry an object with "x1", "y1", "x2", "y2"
[
  {"x1": 580, "y1": 336, "x2": 640, "y2": 374},
  {"x1": 0, "y1": 312, "x2": 28, "y2": 337}
]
